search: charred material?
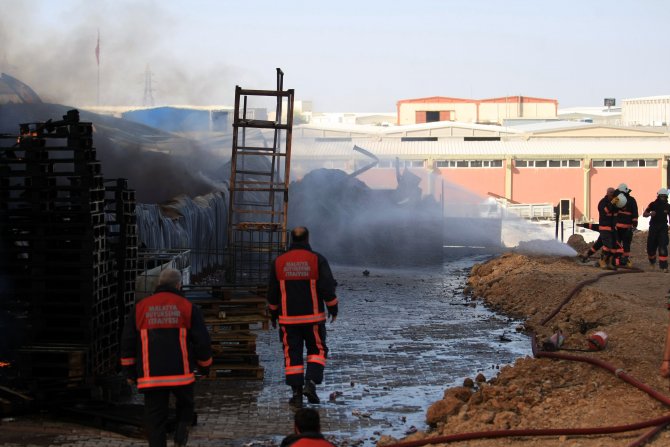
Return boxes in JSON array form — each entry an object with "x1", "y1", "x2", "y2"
[{"x1": 288, "y1": 167, "x2": 443, "y2": 266}]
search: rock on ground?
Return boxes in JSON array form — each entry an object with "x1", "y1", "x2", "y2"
[{"x1": 406, "y1": 231, "x2": 670, "y2": 446}]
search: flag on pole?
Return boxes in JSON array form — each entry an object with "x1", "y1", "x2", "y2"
[{"x1": 95, "y1": 30, "x2": 100, "y2": 66}]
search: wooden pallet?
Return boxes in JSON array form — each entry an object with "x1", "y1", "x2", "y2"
[{"x1": 205, "y1": 364, "x2": 264, "y2": 381}]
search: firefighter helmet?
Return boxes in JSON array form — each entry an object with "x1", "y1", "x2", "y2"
[
  {"x1": 658, "y1": 188, "x2": 668, "y2": 196},
  {"x1": 617, "y1": 183, "x2": 630, "y2": 193},
  {"x1": 613, "y1": 193, "x2": 627, "y2": 208}
]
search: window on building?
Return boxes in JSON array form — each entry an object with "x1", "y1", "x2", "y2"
[
  {"x1": 516, "y1": 159, "x2": 581, "y2": 168},
  {"x1": 623, "y1": 159, "x2": 659, "y2": 167},
  {"x1": 436, "y1": 159, "x2": 503, "y2": 168},
  {"x1": 401, "y1": 136, "x2": 438, "y2": 142},
  {"x1": 425, "y1": 111, "x2": 440, "y2": 123},
  {"x1": 463, "y1": 136, "x2": 501, "y2": 141},
  {"x1": 376, "y1": 159, "x2": 425, "y2": 169},
  {"x1": 593, "y1": 159, "x2": 658, "y2": 168}
]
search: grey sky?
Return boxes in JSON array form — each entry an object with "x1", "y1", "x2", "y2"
[{"x1": 1, "y1": 0, "x2": 668, "y2": 111}]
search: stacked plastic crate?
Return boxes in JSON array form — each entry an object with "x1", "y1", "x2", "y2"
[{"x1": 0, "y1": 110, "x2": 136, "y2": 393}]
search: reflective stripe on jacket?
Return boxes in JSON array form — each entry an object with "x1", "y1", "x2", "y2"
[
  {"x1": 120, "y1": 286, "x2": 212, "y2": 390},
  {"x1": 268, "y1": 242, "x2": 338, "y2": 326}
]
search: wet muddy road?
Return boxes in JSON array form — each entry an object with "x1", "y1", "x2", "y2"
[{"x1": 0, "y1": 255, "x2": 531, "y2": 447}]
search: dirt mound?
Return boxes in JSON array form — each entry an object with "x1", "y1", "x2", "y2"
[{"x1": 398, "y1": 231, "x2": 670, "y2": 446}]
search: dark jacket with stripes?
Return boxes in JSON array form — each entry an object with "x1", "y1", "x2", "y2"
[
  {"x1": 597, "y1": 195, "x2": 618, "y2": 231},
  {"x1": 120, "y1": 285, "x2": 212, "y2": 390},
  {"x1": 268, "y1": 242, "x2": 338, "y2": 325},
  {"x1": 615, "y1": 193, "x2": 638, "y2": 229}
]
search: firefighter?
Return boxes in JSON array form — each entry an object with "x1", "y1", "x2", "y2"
[
  {"x1": 280, "y1": 408, "x2": 337, "y2": 447},
  {"x1": 615, "y1": 183, "x2": 639, "y2": 267},
  {"x1": 643, "y1": 188, "x2": 670, "y2": 272},
  {"x1": 121, "y1": 268, "x2": 213, "y2": 447},
  {"x1": 268, "y1": 226, "x2": 339, "y2": 407},
  {"x1": 577, "y1": 223, "x2": 603, "y2": 262},
  {"x1": 596, "y1": 187, "x2": 625, "y2": 270}
]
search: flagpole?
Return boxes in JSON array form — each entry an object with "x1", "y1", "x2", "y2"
[{"x1": 96, "y1": 29, "x2": 100, "y2": 106}]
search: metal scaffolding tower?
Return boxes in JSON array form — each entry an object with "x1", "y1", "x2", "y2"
[{"x1": 227, "y1": 68, "x2": 294, "y2": 285}]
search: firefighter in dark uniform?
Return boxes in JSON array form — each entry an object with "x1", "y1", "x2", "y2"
[
  {"x1": 268, "y1": 226, "x2": 338, "y2": 407},
  {"x1": 615, "y1": 183, "x2": 639, "y2": 267},
  {"x1": 121, "y1": 268, "x2": 213, "y2": 447},
  {"x1": 578, "y1": 223, "x2": 603, "y2": 262},
  {"x1": 596, "y1": 187, "x2": 625, "y2": 270},
  {"x1": 643, "y1": 188, "x2": 670, "y2": 272}
]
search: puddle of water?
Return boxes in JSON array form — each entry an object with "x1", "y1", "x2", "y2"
[{"x1": 249, "y1": 255, "x2": 531, "y2": 446}]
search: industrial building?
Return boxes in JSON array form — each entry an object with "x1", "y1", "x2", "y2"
[
  {"x1": 396, "y1": 95, "x2": 559, "y2": 126},
  {"x1": 292, "y1": 120, "x2": 670, "y2": 222}
]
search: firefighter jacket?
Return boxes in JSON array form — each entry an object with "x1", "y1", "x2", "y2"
[
  {"x1": 280, "y1": 433, "x2": 337, "y2": 447},
  {"x1": 615, "y1": 193, "x2": 639, "y2": 229},
  {"x1": 597, "y1": 195, "x2": 618, "y2": 231},
  {"x1": 645, "y1": 199, "x2": 670, "y2": 229},
  {"x1": 120, "y1": 285, "x2": 212, "y2": 391},
  {"x1": 267, "y1": 241, "x2": 338, "y2": 326}
]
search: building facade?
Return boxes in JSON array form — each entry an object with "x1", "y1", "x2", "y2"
[
  {"x1": 292, "y1": 122, "x2": 669, "y2": 222},
  {"x1": 396, "y1": 96, "x2": 558, "y2": 126}
]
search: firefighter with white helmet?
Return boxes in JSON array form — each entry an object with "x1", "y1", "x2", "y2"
[
  {"x1": 615, "y1": 183, "x2": 639, "y2": 267},
  {"x1": 595, "y1": 187, "x2": 623, "y2": 270},
  {"x1": 643, "y1": 188, "x2": 670, "y2": 272}
]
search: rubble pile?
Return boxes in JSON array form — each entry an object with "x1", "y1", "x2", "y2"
[{"x1": 288, "y1": 168, "x2": 444, "y2": 266}]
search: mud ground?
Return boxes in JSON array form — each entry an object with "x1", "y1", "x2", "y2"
[
  {"x1": 391, "y1": 230, "x2": 670, "y2": 447},
  {"x1": 0, "y1": 256, "x2": 529, "y2": 447}
]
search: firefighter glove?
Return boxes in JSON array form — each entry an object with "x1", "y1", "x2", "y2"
[
  {"x1": 269, "y1": 309, "x2": 279, "y2": 328},
  {"x1": 123, "y1": 366, "x2": 137, "y2": 383},
  {"x1": 198, "y1": 366, "x2": 210, "y2": 378}
]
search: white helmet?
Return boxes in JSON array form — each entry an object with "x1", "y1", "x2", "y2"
[
  {"x1": 658, "y1": 188, "x2": 668, "y2": 196},
  {"x1": 614, "y1": 193, "x2": 627, "y2": 208},
  {"x1": 617, "y1": 183, "x2": 630, "y2": 193}
]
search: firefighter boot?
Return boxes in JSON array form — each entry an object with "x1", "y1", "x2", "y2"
[
  {"x1": 173, "y1": 422, "x2": 190, "y2": 447},
  {"x1": 303, "y1": 380, "x2": 320, "y2": 404},
  {"x1": 609, "y1": 256, "x2": 618, "y2": 271},
  {"x1": 289, "y1": 386, "x2": 303, "y2": 408},
  {"x1": 598, "y1": 256, "x2": 608, "y2": 269}
]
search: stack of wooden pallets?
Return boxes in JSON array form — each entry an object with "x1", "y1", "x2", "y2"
[{"x1": 184, "y1": 285, "x2": 268, "y2": 380}]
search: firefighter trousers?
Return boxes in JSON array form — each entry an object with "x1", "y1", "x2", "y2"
[
  {"x1": 647, "y1": 226, "x2": 669, "y2": 268},
  {"x1": 143, "y1": 383, "x2": 194, "y2": 447},
  {"x1": 279, "y1": 323, "x2": 328, "y2": 387}
]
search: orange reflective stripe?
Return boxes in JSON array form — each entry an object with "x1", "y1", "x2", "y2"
[
  {"x1": 179, "y1": 328, "x2": 189, "y2": 374},
  {"x1": 285, "y1": 365, "x2": 304, "y2": 375},
  {"x1": 660, "y1": 256, "x2": 668, "y2": 261},
  {"x1": 198, "y1": 358, "x2": 213, "y2": 367},
  {"x1": 120, "y1": 358, "x2": 136, "y2": 366},
  {"x1": 268, "y1": 304, "x2": 279, "y2": 310},
  {"x1": 137, "y1": 374, "x2": 195, "y2": 389},
  {"x1": 324, "y1": 297, "x2": 338, "y2": 306},
  {"x1": 616, "y1": 223, "x2": 632, "y2": 228},
  {"x1": 649, "y1": 255, "x2": 657, "y2": 260},
  {"x1": 280, "y1": 280, "x2": 287, "y2": 318},
  {"x1": 141, "y1": 329, "x2": 150, "y2": 378},
  {"x1": 599, "y1": 226, "x2": 612, "y2": 231},
  {"x1": 308, "y1": 325, "x2": 327, "y2": 366},
  {"x1": 310, "y1": 279, "x2": 319, "y2": 314},
  {"x1": 307, "y1": 355, "x2": 326, "y2": 366},
  {"x1": 281, "y1": 327, "x2": 292, "y2": 369},
  {"x1": 279, "y1": 313, "x2": 326, "y2": 324}
]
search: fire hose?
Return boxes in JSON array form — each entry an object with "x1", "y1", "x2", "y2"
[{"x1": 383, "y1": 266, "x2": 670, "y2": 447}]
